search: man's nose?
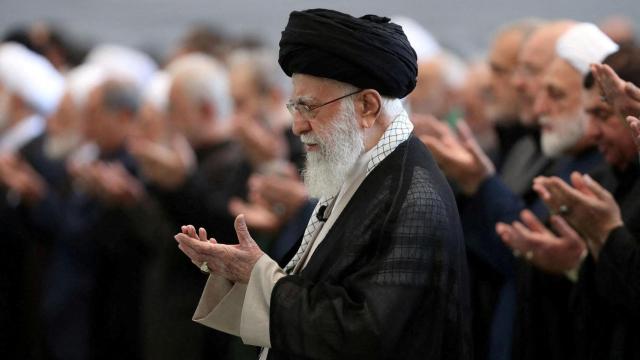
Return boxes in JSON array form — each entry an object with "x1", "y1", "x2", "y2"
[
  {"x1": 291, "y1": 113, "x2": 311, "y2": 136},
  {"x1": 533, "y1": 93, "x2": 549, "y2": 118}
]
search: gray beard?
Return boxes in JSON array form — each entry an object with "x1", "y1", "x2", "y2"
[
  {"x1": 301, "y1": 103, "x2": 364, "y2": 199},
  {"x1": 540, "y1": 109, "x2": 587, "y2": 158}
]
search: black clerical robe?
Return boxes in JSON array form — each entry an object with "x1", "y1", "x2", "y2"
[
  {"x1": 573, "y1": 162, "x2": 640, "y2": 360},
  {"x1": 268, "y1": 135, "x2": 472, "y2": 359}
]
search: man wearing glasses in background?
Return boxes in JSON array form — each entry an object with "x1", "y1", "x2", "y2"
[{"x1": 175, "y1": 8, "x2": 472, "y2": 359}]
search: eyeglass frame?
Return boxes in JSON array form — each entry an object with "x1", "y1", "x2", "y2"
[{"x1": 286, "y1": 89, "x2": 364, "y2": 119}]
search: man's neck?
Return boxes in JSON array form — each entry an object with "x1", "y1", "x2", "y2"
[{"x1": 363, "y1": 113, "x2": 393, "y2": 151}]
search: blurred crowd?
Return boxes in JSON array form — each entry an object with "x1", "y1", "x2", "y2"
[{"x1": 0, "y1": 12, "x2": 639, "y2": 360}]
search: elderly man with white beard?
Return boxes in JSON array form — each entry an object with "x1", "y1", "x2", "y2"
[{"x1": 174, "y1": 8, "x2": 471, "y2": 360}]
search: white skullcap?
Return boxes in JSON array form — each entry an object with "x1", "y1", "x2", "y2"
[
  {"x1": 392, "y1": 16, "x2": 441, "y2": 61},
  {"x1": 65, "y1": 63, "x2": 107, "y2": 109},
  {"x1": 86, "y1": 44, "x2": 157, "y2": 90},
  {"x1": 142, "y1": 71, "x2": 170, "y2": 112},
  {"x1": 0, "y1": 42, "x2": 64, "y2": 116},
  {"x1": 556, "y1": 23, "x2": 619, "y2": 75}
]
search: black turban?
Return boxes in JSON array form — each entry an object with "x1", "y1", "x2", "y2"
[{"x1": 278, "y1": 9, "x2": 418, "y2": 99}]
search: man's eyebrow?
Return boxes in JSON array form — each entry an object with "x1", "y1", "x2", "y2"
[{"x1": 289, "y1": 95, "x2": 315, "y2": 104}]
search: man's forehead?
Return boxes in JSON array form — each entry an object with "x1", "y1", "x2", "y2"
[
  {"x1": 291, "y1": 74, "x2": 337, "y2": 99},
  {"x1": 543, "y1": 58, "x2": 580, "y2": 89}
]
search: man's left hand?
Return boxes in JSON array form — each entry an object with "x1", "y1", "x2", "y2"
[
  {"x1": 175, "y1": 214, "x2": 265, "y2": 283},
  {"x1": 533, "y1": 172, "x2": 623, "y2": 260},
  {"x1": 496, "y1": 209, "x2": 586, "y2": 274}
]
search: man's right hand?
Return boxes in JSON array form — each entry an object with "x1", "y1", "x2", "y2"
[
  {"x1": 419, "y1": 118, "x2": 495, "y2": 195},
  {"x1": 627, "y1": 116, "x2": 640, "y2": 153},
  {"x1": 591, "y1": 63, "x2": 640, "y2": 120},
  {"x1": 128, "y1": 134, "x2": 196, "y2": 190}
]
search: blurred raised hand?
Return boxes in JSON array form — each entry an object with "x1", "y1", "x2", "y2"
[
  {"x1": 419, "y1": 117, "x2": 495, "y2": 195},
  {"x1": 533, "y1": 172, "x2": 623, "y2": 260},
  {"x1": 229, "y1": 162, "x2": 308, "y2": 232},
  {"x1": 0, "y1": 153, "x2": 47, "y2": 205},
  {"x1": 591, "y1": 63, "x2": 640, "y2": 120},
  {"x1": 626, "y1": 116, "x2": 640, "y2": 153},
  {"x1": 496, "y1": 209, "x2": 586, "y2": 273},
  {"x1": 128, "y1": 134, "x2": 196, "y2": 190}
]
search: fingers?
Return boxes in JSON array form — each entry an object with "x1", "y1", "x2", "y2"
[
  {"x1": 581, "y1": 174, "x2": 610, "y2": 200},
  {"x1": 545, "y1": 175, "x2": 588, "y2": 204},
  {"x1": 549, "y1": 215, "x2": 582, "y2": 242},
  {"x1": 234, "y1": 214, "x2": 254, "y2": 247},
  {"x1": 198, "y1": 227, "x2": 208, "y2": 242},
  {"x1": 625, "y1": 81, "x2": 640, "y2": 102},
  {"x1": 413, "y1": 114, "x2": 450, "y2": 138},
  {"x1": 228, "y1": 197, "x2": 247, "y2": 217},
  {"x1": 175, "y1": 232, "x2": 215, "y2": 255},
  {"x1": 176, "y1": 236, "x2": 206, "y2": 263},
  {"x1": 496, "y1": 221, "x2": 530, "y2": 254},
  {"x1": 420, "y1": 135, "x2": 451, "y2": 163},
  {"x1": 627, "y1": 116, "x2": 640, "y2": 141},
  {"x1": 180, "y1": 225, "x2": 197, "y2": 238},
  {"x1": 457, "y1": 121, "x2": 484, "y2": 161},
  {"x1": 520, "y1": 209, "x2": 547, "y2": 233},
  {"x1": 496, "y1": 222, "x2": 514, "y2": 243},
  {"x1": 569, "y1": 172, "x2": 594, "y2": 197},
  {"x1": 532, "y1": 180, "x2": 551, "y2": 201}
]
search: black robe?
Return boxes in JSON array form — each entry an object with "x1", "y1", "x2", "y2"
[
  {"x1": 268, "y1": 135, "x2": 472, "y2": 359},
  {"x1": 573, "y1": 161, "x2": 640, "y2": 360}
]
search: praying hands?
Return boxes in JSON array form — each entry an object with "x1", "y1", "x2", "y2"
[
  {"x1": 174, "y1": 214, "x2": 265, "y2": 283},
  {"x1": 496, "y1": 209, "x2": 586, "y2": 274},
  {"x1": 533, "y1": 172, "x2": 623, "y2": 260},
  {"x1": 419, "y1": 117, "x2": 495, "y2": 195}
]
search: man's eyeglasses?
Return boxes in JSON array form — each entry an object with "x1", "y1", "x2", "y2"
[{"x1": 286, "y1": 89, "x2": 363, "y2": 119}]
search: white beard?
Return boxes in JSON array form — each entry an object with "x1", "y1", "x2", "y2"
[
  {"x1": 540, "y1": 109, "x2": 588, "y2": 158},
  {"x1": 301, "y1": 102, "x2": 364, "y2": 199},
  {"x1": 44, "y1": 130, "x2": 83, "y2": 160}
]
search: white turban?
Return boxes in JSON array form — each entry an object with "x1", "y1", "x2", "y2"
[
  {"x1": 86, "y1": 44, "x2": 157, "y2": 91},
  {"x1": 556, "y1": 23, "x2": 619, "y2": 75},
  {"x1": 0, "y1": 42, "x2": 64, "y2": 116},
  {"x1": 65, "y1": 63, "x2": 107, "y2": 109},
  {"x1": 391, "y1": 16, "x2": 441, "y2": 62}
]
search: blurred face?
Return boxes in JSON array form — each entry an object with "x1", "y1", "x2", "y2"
[
  {"x1": 534, "y1": 59, "x2": 587, "y2": 157},
  {"x1": 290, "y1": 74, "x2": 364, "y2": 198},
  {"x1": 512, "y1": 31, "x2": 556, "y2": 124},
  {"x1": 487, "y1": 30, "x2": 522, "y2": 122},
  {"x1": 229, "y1": 64, "x2": 263, "y2": 119},
  {"x1": 167, "y1": 80, "x2": 200, "y2": 141},
  {"x1": 44, "y1": 93, "x2": 83, "y2": 159},
  {"x1": 584, "y1": 86, "x2": 637, "y2": 169},
  {"x1": 85, "y1": 86, "x2": 129, "y2": 153},
  {"x1": 460, "y1": 63, "x2": 492, "y2": 131},
  {"x1": 408, "y1": 58, "x2": 447, "y2": 118}
]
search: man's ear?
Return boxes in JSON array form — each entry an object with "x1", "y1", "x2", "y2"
[{"x1": 356, "y1": 89, "x2": 382, "y2": 129}]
